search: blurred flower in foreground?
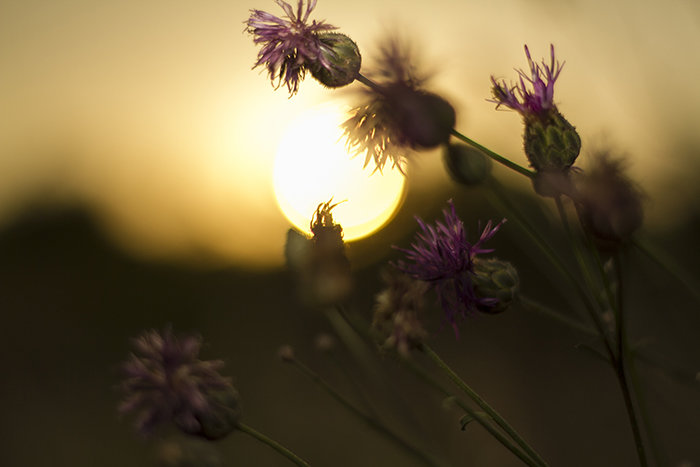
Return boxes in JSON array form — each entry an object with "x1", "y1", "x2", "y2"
[
  {"x1": 372, "y1": 269, "x2": 429, "y2": 356},
  {"x1": 119, "y1": 328, "x2": 241, "y2": 440},
  {"x1": 245, "y1": 0, "x2": 360, "y2": 95},
  {"x1": 395, "y1": 200, "x2": 506, "y2": 335},
  {"x1": 490, "y1": 45, "x2": 580, "y2": 173},
  {"x1": 343, "y1": 37, "x2": 455, "y2": 173},
  {"x1": 284, "y1": 200, "x2": 352, "y2": 306},
  {"x1": 574, "y1": 152, "x2": 644, "y2": 249}
]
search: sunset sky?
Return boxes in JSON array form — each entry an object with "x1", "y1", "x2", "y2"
[{"x1": 2, "y1": 0, "x2": 699, "y2": 267}]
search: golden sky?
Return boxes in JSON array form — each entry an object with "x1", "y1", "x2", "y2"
[{"x1": 1, "y1": 0, "x2": 699, "y2": 267}]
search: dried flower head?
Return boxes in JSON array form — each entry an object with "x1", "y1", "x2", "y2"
[
  {"x1": 343, "y1": 37, "x2": 455, "y2": 173},
  {"x1": 372, "y1": 269, "x2": 429, "y2": 356},
  {"x1": 119, "y1": 327, "x2": 240, "y2": 440},
  {"x1": 394, "y1": 200, "x2": 505, "y2": 335},
  {"x1": 574, "y1": 152, "x2": 644, "y2": 248},
  {"x1": 490, "y1": 45, "x2": 581, "y2": 172},
  {"x1": 245, "y1": 0, "x2": 339, "y2": 95}
]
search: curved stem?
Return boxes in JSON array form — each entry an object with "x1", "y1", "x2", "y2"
[
  {"x1": 421, "y1": 344, "x2": 548, "y2": 467},
  {"x1": 237, "y1": 422, "x2": 310, "y2": 467},
  {"x1": 400, "y1": 355, "x2": 538, "y2": 466},
  {"x1": 451, "y1": 129, "x2": 535, "y2": 179}
]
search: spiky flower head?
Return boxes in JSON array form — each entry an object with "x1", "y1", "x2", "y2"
[
  {"x1": 119, "y1": 327, "x2": 240, "y2": 440},
  {"x1": 394, "y1": 200, "x2": 505, "y2": 335},
  {"x1": 246, "y1": 1, "x2": 359, "y2": 95},
  {"x1": 372, "y1": 269, "x2": 429, "y2": 356},
  {"x1": 343, "y1": 37, "x2": 455, "y2": 173},
  {"x1": 490, "y1": 45, "x2": 580, "y2": 172}
]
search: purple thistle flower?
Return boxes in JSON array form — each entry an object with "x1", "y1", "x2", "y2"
[
  {"x1": 490, "y1": 44, "x2": 564, "y2": 119},
  {"x1": 246, "y1": 0, "x2": 338, "y2": 95},
  {"x1": 394, "y1": 200, "x2": 505, "y2": 335},
  {"x1": 119, "y1": 328, "x2": 239, "y2": 439}
]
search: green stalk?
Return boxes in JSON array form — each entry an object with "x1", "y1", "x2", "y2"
[
  {"x1": 287, "y1": 355, "x2": 447, "y2": 467},
  {"x1": 236, "y1": 422, "x2": 310, "y2": 467},
  {"x1": 451, "y1": 129, "x2": 535, "y2": 179},
  {"x1": 421, "y1": 344, "x2": 548, "y2": 467},
  {"x1": 400, "y1": 355, "x2": 538, "y2": 466}
]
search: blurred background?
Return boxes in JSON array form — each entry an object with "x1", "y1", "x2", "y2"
[{"x1": 1, "y1": 0, "x2": 699, "y2": 465}]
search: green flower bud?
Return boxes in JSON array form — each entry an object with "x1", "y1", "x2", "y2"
[
  {"x1": 524, "y1": 110, "x2": 581, "y2": 172},
  {"x1": 443, "y1": 143, "x2": 492, "y2": 186},
  {"x1": 311, "y1": 33, "x2": 361, "y2": 88},
  {"x1": 472, "y1": 258, "x2": 519, "y2": 314}
]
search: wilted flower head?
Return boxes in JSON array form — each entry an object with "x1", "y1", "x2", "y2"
[
  {"x1": 246, "y1": 0, "x2": 360, "y2": 95},
  {"x1": 372, "y1": 269, "x2": 429, "y2": 356},
  {"x1": 119, "y1": 327, "x2": 240, "y2": 440},
  {"x1": 490, "y1": 45, "x2": 580, "y2": 172},
  {"x1": 343, "y1": 37, "x2": 455, "y2": 173},
  {"x1": 574, "y1": 152, "x2": 644, "y2": 248},
  {"x1": 394, "y1": 200, "x2": 505, "y2": 335}
]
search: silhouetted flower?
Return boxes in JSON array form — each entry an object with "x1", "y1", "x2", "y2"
[
  {"x1": 574, "y1": 152, "x2": 644, "y2": 249},
  {"x1": 119, "y1": 328, "x2": 240, "y2": 440},
  {"x1": 490, "y1": 45, "x2": 580, "y2": 172},
  {"x1": 395, "y1": 200, "x2": 505, "y2": 335},
  {"x1": 284, "y1": 200, "x2": 352, "y2": 305},
  {"x1": 246, "y1": 0, "x2": 359, "y2": 95},
  {"x1": 343, "y1": 37, "x2": 455, "y2": 173}
]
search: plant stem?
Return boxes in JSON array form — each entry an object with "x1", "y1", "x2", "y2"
[
  {"x1": 451, "y1": 129, "x2": 535, "y2": 179},
  {"x1": 288, "y1": 355, "x2": 446, "y2": 467},
  {"x1": 353, "y1": 73, "x2": 535, "y2": 180},
  {"x1": 421, "y1": 344, "x2": 548, "y2": 467},
  {"x1": 400, "y1": 355, "x2": 538, "y2": 466},
  {"x1": 237, "y1": 422, "x2": 310, "y2": 467}
]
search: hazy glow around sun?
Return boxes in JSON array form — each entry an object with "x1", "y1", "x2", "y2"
[{"x1": 273, "y1": 104, "x2": 405, "y2": 241}]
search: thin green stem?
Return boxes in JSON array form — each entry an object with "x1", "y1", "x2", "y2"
[
  {"x1": 400, "y1": 355, "x2": 538, "y2": 466},
  {"x1": 612, "y1": 255, "x2": 651, "y2": 467},
  {"x1": 237, "y1": 422, "x2": 310, "y2": 467},
  {"x1": 353, "y1": 73, "x2": 535, "y2": 180},
  {"x1": 288, "y1": 355, "x2": 446, "y2": 467},
  {"x1": 451, "y1": 129, "x2": 535, "y2": 179},
  {"x1": 421, "y1": 344, "x2": 548, "y2": 467},
  {"x1": 518, "y1": 296, "x2": 598, "y2": 338}
]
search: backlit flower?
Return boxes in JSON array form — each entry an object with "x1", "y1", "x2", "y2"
[
  {"x1": 343, "y1": 37, "x2": 455, "y2": 173},
  {"x1": 394, "y1": 200, "x2": 505, "y2": 335},
  {"x1": 246, "y1": 0, "x2": 347, "y2": 95}
]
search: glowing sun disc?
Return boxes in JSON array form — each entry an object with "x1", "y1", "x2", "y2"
[{"x1": 273, "y1": 104, "x2": 405, "y2": 241}]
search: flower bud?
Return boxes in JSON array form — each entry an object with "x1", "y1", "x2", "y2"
[
  {"x1": 311, "y1": 33, "x2": 362, "y2": 88},
  {"x1": 471, "y1": 258, "x2": 519, "y2": 314},
  {"x1": 443, "y1": 143, "x2": 492, "y2": 186},
  {"x1": 179, "y1": 387, "x2": 242, "y2": 441},
  {"x1": 524, "y1": 110, "x2": 581, "y2": 172},
  {"x1": 386, "y1": 86, "x2": 455, "y2": 148}
]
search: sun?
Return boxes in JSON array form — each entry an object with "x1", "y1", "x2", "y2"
[{"x1": 273, "y1": 104, "x2": 405, "y2": 241}]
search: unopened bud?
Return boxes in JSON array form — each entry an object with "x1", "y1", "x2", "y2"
[
  {"x1": 278, "y1": 345, "x2": 295, "y2": 363},
  {"x1": 524, "y1": 109, "x2": 581, "y2": 172},
  {"x1": 311, "y1": 33, "x2": 361, "y2": 88},
  {"x1": 472, "y1": 258, "x2": 519, "y2": 314},
  {"x1": 443, "y1": 143, "x2": 492, "y2": 186},
  {"x1": 179, "y1": 388, "x2": 241, "y2": 441}
]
